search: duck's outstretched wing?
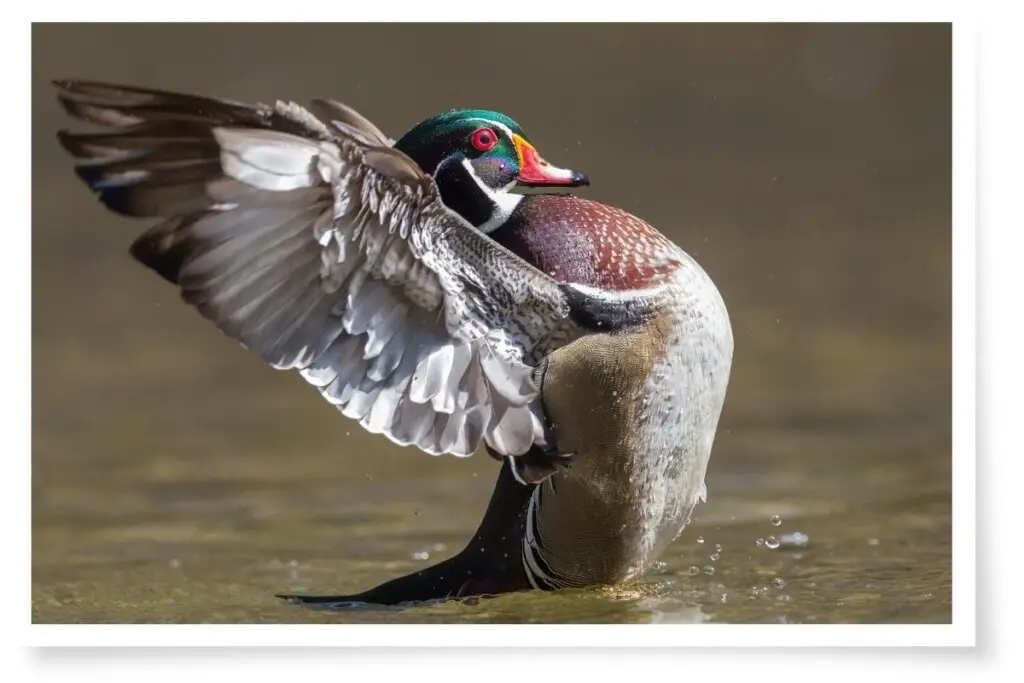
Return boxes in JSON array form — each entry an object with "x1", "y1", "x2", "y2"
[{"x1": 54, "y1": 80, "x2": 654, "y2": 458}]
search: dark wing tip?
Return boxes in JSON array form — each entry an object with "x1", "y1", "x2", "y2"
[
  {"x1": 52, "y1": 79, "x2": 158, "y2": 102},
  {"x1": 54, "y1": 129, "x2": 76, "y2": 154},
  {"x1": 129, "y1": 217, "x2": 192, "y2": 285},
  {"x1": 51, "y1": 79, "x2": 124, "y2": 102},
  {"x1": 51, "y1": 79, "x2": 99, "y2": 94}
]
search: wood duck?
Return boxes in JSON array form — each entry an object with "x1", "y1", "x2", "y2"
[{"x1": 53, "y1": 80, "x2": 734, "y2": 607}]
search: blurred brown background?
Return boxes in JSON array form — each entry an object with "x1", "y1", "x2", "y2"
[{"x1": 32, "y1": 23, "x2": 951, "y2": 624}]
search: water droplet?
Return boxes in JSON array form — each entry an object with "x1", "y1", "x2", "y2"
[
  {"x1": 703, "y1": 565, "x2": 715, "y2": 575},
  {"x1": 770, "y1": 514, "x2": 782, "y2": 526},
  {"x1": 288, "y1": 559, "x2": 299, "y2": 568},
  {"x1": 778, "y1": 594, "x2": 791, "y2": 602},
  {"x1": 720, "y1": 593, "x2": 728, "y2": 603},
  {"x1": 780, "y1": 531, "x2": 809, "y2": 548},
  {"x1": 756, "y1": 538, "x2": 765, "y2": 547},
  {"x1": 687, "y1": 566, "x2": 700, "y2": 576},
  {"x1": 432, "y1": 542, "x2": 447, "y2": 552},
  {"x1": 650, "y1": 561, "x2": 667, "y2": 572},
  {"x1": 715, "y1": 543, "x2": 723, "y2": 552},
  {"x1": 364, "y1": 474, "x2": 373, "y2": 481},
  {"x1": 709, "y1": 553, "x2": 720, "y2": 561},
  {"x1": 696, "y1": 536, "x2": 705, "y2": 544},
  {"x1": 412, "y1": 550, "x2": 430, "y2": 561},
  {"x1": 765, "y1": 536, "x2": 780, "y2": 550},
  {"x1": 345, "y1": 431, "x2": 351, "y2": 437},
  {"x1": 169, "y1": 559, "x2": 181, "y2": 569},
  {"x1": 611, "y1": 390, "x2": 618, "y2": 397},
  {"x1": 868, "y1": 538, "x2": 880, "y2": 546},
  {"x1": 773, "y1": 577, "x2": 787, "y2": 589}
]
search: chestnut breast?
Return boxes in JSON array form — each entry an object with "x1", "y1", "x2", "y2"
[{"x1": 490, "y1": 195, "x2": 680, "y2": 292}]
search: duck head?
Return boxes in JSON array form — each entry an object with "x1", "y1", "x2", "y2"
[{"x1": 394, "y1": 109, "x2": 589, "y2": 232}]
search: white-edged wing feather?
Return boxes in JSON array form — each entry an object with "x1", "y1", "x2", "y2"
[{"x1": 54, "y1": 80, "x2": 588, "y2": 458}]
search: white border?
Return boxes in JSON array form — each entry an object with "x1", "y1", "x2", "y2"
[
  {"x1": 14, "y1": 0, "x2": 988, "y2": 662},
  {"x1": 949, "y1": 14, "x2": 976, "y2": 642},
  {"x1": 19, "y1": 0, "x2": 967, "y2": 22},
  {"x1": 26, "y1": 623, "x2": 971, "y2": 648}
]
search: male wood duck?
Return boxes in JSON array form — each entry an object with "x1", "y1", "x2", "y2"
[{"x1": 53, "y1": 80, "x2": 734, "y2": 606}]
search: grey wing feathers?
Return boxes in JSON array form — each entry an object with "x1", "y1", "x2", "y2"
[
  {"x1": 310, "y1": 99, "x2": 395, "y2": 147},
  {"x1": 54, "y1": 79, "x2": 583, "y2": 458}
]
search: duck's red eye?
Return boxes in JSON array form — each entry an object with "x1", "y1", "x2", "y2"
[{"x1": 471, "y1": 127, "x2": 498, "y2": 152}]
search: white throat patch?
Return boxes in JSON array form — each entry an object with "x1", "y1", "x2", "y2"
[{"x1": 460, "y1": 158, "x2": 523, "y2": 234}]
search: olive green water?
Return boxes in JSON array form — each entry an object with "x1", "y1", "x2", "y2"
[{"x1": 31, "y1": 23, "x2": 952, "y2": 624}]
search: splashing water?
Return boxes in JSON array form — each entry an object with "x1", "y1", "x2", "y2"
[{"x1": 779, "y1": 531, "x2": 809, "y2": 548}]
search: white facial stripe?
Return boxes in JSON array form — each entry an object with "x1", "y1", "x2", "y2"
[
  {"x1": 463, "y1": 117, "x2": 517, "y2": 142},
  {"x1": 460, "y1": 158, "x2": 523, "y2": 234}
]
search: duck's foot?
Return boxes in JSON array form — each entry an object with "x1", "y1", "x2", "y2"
[
  {"x1": 509, "y1": 447, "x2": 573, "y2": 485},
  {"x1": 484, "y1": 443, "x2": 573, "y2": 486}
]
